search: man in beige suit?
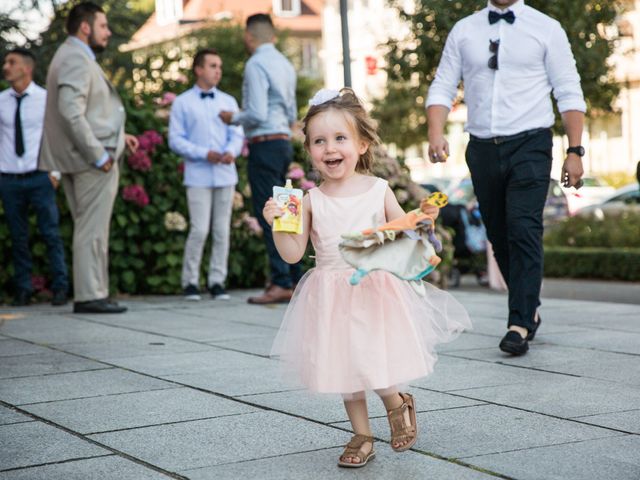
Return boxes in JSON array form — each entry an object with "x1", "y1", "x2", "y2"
[{"x1": 39, "y1": 2, "x2": 138, "y2": 313}]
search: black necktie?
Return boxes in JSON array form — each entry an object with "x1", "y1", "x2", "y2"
[
  {"x1": 14, "y1": 94, "x2": 26, "y2": 157},
  {"x1": 489, "y1": 10, "x2": 515, "y2": 24},
  {"x1": 200, "y1": 92, "x2": 214, "y2": 99}
]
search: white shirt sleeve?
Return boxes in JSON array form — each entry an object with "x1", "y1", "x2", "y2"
[
  {"x1": 425, "y1": 23, "x2": 463, "y2": 109},
  {"x1": 545, "y1": 22, "x2": 587, "y2": 113}
]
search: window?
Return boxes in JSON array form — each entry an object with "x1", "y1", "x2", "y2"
[
  {"x1": 156, "y1": 0, "x2": 183, "y2": 26},
  {"x1": 274, "y1": 0, "x2": 301, "y2": 17}
]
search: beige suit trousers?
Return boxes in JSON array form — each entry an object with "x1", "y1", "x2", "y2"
[{"x1": 61, "y1": 164, "x2": 119, "y2": 302}]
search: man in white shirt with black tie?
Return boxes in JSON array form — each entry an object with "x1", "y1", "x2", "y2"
[
  {"x1": 169, "y1": 49, "x2": 244, "y2": 301},
  {"x1": 0, "y1": 48, "x2": 68, "y2": 306},
  {"x1": 426, "y1": 0, "x2": 586, "y2": 355}
]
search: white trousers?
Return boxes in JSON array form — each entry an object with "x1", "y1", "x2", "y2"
[{"x1": 181, "y1": 185, "x2": 235, "y2": 289}]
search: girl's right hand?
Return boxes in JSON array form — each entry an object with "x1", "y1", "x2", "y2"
[{"x1": 263, "y1": 197, "x2": 283, "y2": 226}]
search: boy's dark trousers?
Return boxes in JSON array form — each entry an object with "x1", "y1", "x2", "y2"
[
  {"x1": 465, "y1": 128, "x2": 552, "y2": 333},
  {"x1": 247, "y1": 139, "x2": 302, "y2": 289}
]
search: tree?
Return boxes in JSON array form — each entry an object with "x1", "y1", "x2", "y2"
[{"x1": 374, "y1": 0, "x2": 623, "y2": 150}]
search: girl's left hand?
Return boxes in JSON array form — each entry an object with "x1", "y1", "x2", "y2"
[{"x1": 420, "y1": 199, "x2": 440, "y2": 220}]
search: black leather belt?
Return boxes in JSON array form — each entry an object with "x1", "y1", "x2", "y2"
[
  {"x1": 469, "y1": 127, "x2": 549, "y2": 145},
  {"x1": 0, "y1": 170, "x2": 41, "y2": 178}
]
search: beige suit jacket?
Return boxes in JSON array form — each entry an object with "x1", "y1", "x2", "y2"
[{"x1": 39, "y1": 37, "x2": 126, "y2": 173}]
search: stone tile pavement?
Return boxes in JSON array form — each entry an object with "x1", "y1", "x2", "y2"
[{"x1": 1, "y1": 289, "x2": 639, "y2": 479}]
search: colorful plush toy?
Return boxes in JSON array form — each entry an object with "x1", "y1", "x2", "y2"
[{"x1": 339, "y1": 192, "x2": 448, "y2": 292}]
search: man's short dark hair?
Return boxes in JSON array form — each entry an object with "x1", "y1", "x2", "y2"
[
  {"x1": 66, "y1": 2, "x2": 105, "y2": 35},
  {"x1": 246, "y1": 13, "x2": 275, "y2": 43},
  {"x1": 7, "y1": 48, "x2": 36, "y2": 66},
  {"x1": 192, "y1": 48, "x2": 219, "y2": 74}
]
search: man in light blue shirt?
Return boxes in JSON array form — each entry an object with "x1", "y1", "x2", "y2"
[
  {"x1": 220, "y1": 13, "x2": 301, "y2": 305},
  {"x1": 169, "y1": 49, "x2": 244, "y2": 301}
]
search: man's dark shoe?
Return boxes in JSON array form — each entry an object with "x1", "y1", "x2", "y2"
[
  {"x1": 499, "y1": 331, "x2": 529, "y2": 355},
  {"x1": 183, "y1": 284, "x2": 201, "y2": 301},
  {"x1": 51, "y1": 290, "x2": 68, "y2": 306},
  {"x1": 73, "y1": 299, "x2": 127, "y2": 314},
  {"x1": 209, "y1": 284, "x2": 230, "y2": 300},
  {"x1": 11, "y1": 291, "x2": 31, "y2": 307},
  {"x1": 527, "y1": 315, "x2": 541, "y2": 341}
]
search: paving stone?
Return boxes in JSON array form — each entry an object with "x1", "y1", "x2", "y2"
[
  {"x1": 0, "y1": 422, "x2": 106, "y2": 471},
  {"x1": 0, "y1": 455, "x2": 169, "y2": 480},
  {"x1": 334, "y1": 404, "x2": 619, "y2": 459},
  {"x1": 107, "y1": 349, "x2": 272, "y2": 377},
  {"x1": 207, "y1": 335, "x2": 276, "y2": 357},
  {"x1": 182, "y1": 446, "x2": 496, "y2": 480},
  {"x1": 453, "y1": 375, "x2": 640, "y2": 418},
  {"x1": 541, "y1": 329, "x2": 640, "y2": 355},
  {"x1": 0, "y1": 406, "x2": 32, "y2": 425},
  {"x1": 0, "y1": 351, "x2": 107, "y2": 379},
  {"x1": 411, "y1": 356, "x2": 552, "y2": 392},
  {"x1": 0, "y1": 369, "x2": 172, "y2": 405},
  {"x1": 573, "y1": 409, "x2": 640, "y2": 434},
  {"x1": 22, "y1": 388, "x2": 257, "y2": 434},
  {"x1": 466, "y1": 434, "x2": 640, "y2": 480},
  {"x1": 88, "y1": 411, "x2": 346, "y2": 471},
  {"x1": 57, "y1": 338, "x2": 212, "y2": 361},
  {"x1": 244, "y1": 389, "x2": 485, "y2": 424},
  {"x1": 0, "y1": 339, "x2": 52, "y2": 357}
]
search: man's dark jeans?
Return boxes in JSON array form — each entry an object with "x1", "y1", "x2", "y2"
[
  {"x1": 248, "y1": 139, "x2": 302, "y2": 289},
  {"x1": 0, "y1": 171, "x2": 68, "y2": 294},
  {"x1": 465, "y1": 129, "x2": 552, "y2": 333}
]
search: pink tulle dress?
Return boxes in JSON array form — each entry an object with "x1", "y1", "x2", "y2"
[{"x1": 270, "y1": 178, "x2": 472, "y2": 395}]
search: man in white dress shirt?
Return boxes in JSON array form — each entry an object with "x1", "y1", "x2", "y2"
[
  {"x1": 426, "y1": 0, "x2": 586, "y2": 355},
  {"x1": 169, "y1": 49, "x2": 244, "y2": 301},
  {"x1": 0, "y1": 48, "x2": 68, "y2": 306}
]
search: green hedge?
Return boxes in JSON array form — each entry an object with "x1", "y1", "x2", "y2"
[{"x1": 544, "y1": 247, "x2": 640, "y2": 281}]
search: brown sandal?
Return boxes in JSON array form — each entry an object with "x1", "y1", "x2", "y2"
[
  {"x1": 387, "y1": 392, "x2": 417, "y2": 452},
  {"x1": 337, "y1": 434, "x2": 375, "y2": 468}
]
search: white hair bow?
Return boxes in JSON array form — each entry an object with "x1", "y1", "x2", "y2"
[{"x1": 308, "y1": 88, "x2": 340, "y2": 106}]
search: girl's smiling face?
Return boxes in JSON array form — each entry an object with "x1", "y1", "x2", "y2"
[{"x1": 306, "y1": 109, "x2": 369, "y2": 181}]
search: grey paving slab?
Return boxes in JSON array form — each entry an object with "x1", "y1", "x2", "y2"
[
  {"x1": 57, "y1": 338, "x2": 212, "y2": 361},
  {"x1": 0, "y1": 368, "x2": 172, "y2": 405},
  {"x1": 107, "y1": 349, "x2": 271, "y2": 377},
  {"x1": 452, "y1": 375, "x2": 640, "y2": 418},
  {"x1": 438, "y1": 333, "x2": 500, "y2": 352},
  {"x1": 0, "y1": 455, "x2": 169, "y2": 480},
  {"x1": 0, "y1": 406, "x2": 32, "y2": 425},
  {"x1": 573, "y1": 409, "x2": 640, "y2": 434},
  {"x1": 0, "y1": 422, "x2": 106, "y2": 471},
  {"x1": 164, "y1": 363, "x2": 296, "y2": 396},
  {"x1": 207, "y1": 335, "x2": 275, "y2": 356},
  {"x1": 0, "y1": 338, "x2": 52, "y2": 357},
  {"x1": 0, "y1": 351, "x2": 107, "y2": 379},
  {"x1": 244, "y1": 389, "x2": 486, "y2": 424},
  {"x1": 22, "y1": 387, "x2": 258, "y2": 434},
  {"x1": 182, "y1": 446, "x2": 496, "y2": 480},
  {"x1": 336, "y1": 404, "x2": 619, "y2": 459},
  {"x1": 88, "y1": 411, "x2": 346, "y2": 471},
  {"x1": 467, "y1": 434, "x2": 640, "y2": 480},
  {"x1": 412, "y1": 356, "x2": 553, "y2": 392},
  {"x1": 448, "y1": 344, "x2": 640, "y2": 385},
  {"x1": 542, "y1": 329, "x2": 640, "y2": 355}
]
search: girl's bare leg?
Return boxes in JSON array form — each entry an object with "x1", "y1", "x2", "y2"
[
  {"x1": 376, "y1": 388, "x2": 413, "y2": 450},
  {"x1": 342, "y1": 392, "x2": 373, "y2": 464}
]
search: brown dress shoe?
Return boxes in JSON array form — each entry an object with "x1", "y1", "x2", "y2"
[{"x1": 247, "y1": 285, "x2": 293, "y2": 304}]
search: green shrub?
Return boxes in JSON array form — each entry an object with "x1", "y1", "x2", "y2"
[
  {"x1": 544, "y1": 247, "x2": 640, "y2": 281},
  {"x1": 544, "y1": 211, "x2": 640, "y2": 248}
]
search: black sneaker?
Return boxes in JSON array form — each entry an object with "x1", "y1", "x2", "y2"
[
  {"x1": 499, "y1": 331, "x2": 529, "y2": 356},
  {"x1": 209, "y1": 284, "x2": 230, "y2": 300},
  {"x1": 183, "y1": 284, "x2": 201, "y2": 301}
]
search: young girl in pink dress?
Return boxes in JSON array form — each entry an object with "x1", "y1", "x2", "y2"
[{"x1": 264, "y1": 88, "x2": 471, "y2": 468}]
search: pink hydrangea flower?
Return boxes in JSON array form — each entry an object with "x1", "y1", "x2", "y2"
[
  {"x1": 241, "y1": 139, "x2": 249, "y2": 157},
  {"x1": 127, "y1": 150, "x2": 152, "y2": 172},
  {"x1": 137, "y1": 130, "x2": 164, "y2": 153},
  {"x1": 158, "y1": 92, "x2": 176, "y2": 106},
  {"x1": 300, "y1": 179, "x2": 317, "y2": 191},
  {"x1": 122, "y1": 184, "x2": 150, "y2": 207},
  {"x1": 31, "y1": 275, "x2": 47, "y2": 292},
  {"x1": 287, "y1": 167, "x2": 305, "y2": 180},
  {"x1": 177, "y1": 162, "x2": 185, "y2": 174},
  {"x1": 243, "y1": 215, "x2": 263, "y2": 236}
]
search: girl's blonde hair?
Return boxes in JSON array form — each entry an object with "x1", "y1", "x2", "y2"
[{"x1": 302, "y1": 88, "x2": 380, "y2": 173}]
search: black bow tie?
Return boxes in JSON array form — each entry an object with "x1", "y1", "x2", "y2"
[
  {"x1": 489, "y1": 10, "x2": 515, "y2": 24},
  {"x1": 200, "y1": 92, "x2": 215, "y2": 99}
]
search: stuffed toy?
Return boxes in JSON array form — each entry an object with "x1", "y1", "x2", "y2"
[{"x1": 339, "y1": 192, "x2": 448, "y2": 293}]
